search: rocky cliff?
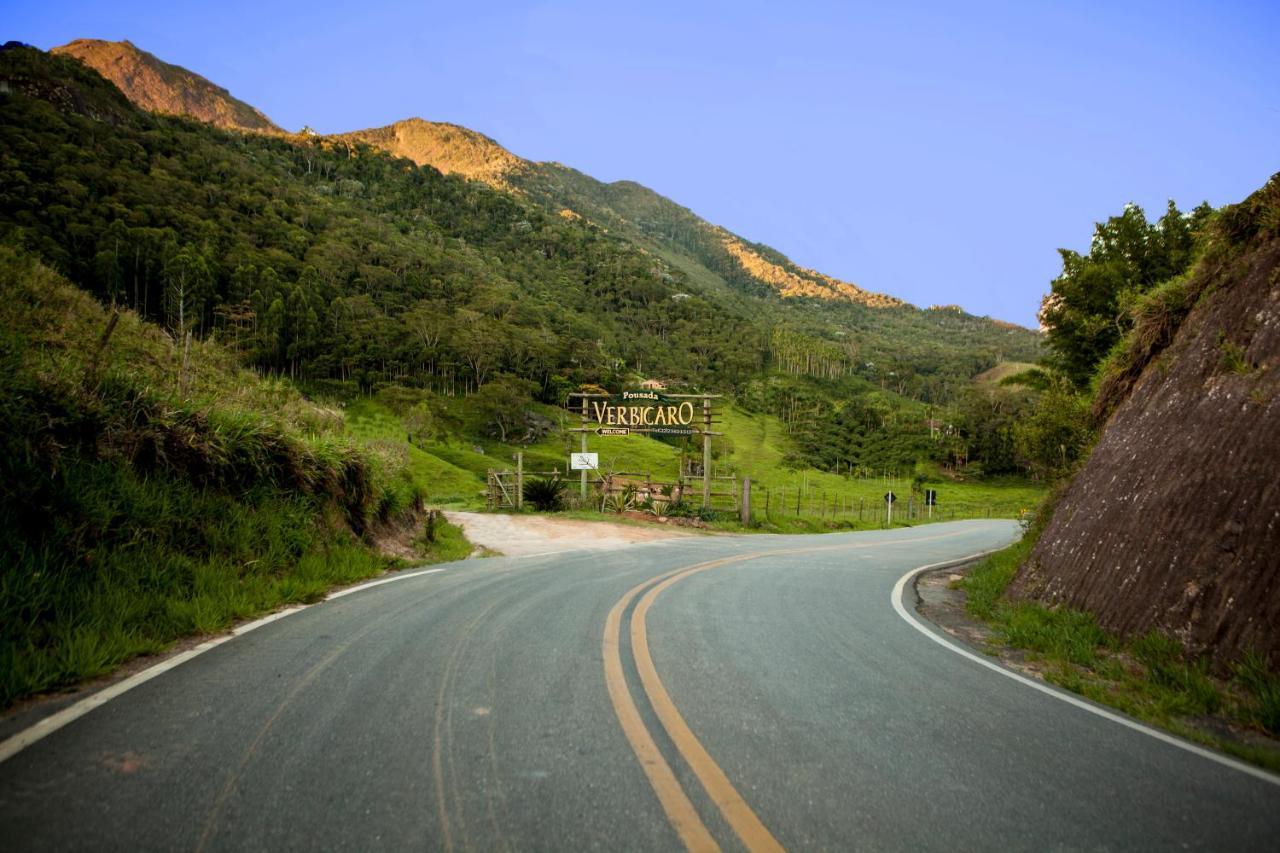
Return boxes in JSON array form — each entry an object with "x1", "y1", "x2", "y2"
[
  {"x1": 52, "y1": 39, "x2": 280, "y2": 133},
  {"x1": 1010, "y1": 175, "x2": 1280, "y2": 669}
]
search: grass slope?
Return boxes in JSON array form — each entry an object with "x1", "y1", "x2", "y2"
[{"x1": 337, "y1": 387, "x2": 1046, "y2": 527}]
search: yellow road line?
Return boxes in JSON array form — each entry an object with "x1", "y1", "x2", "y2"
[
  {"x1": 632, "y1": 560, "x2": 785, "y2": 853},
  {"x1": 602, "y1": 527, "x2": 981, "y2": 851},
  {"x1": 604, "y1": 565, "x2": 728, "y2": 852}
]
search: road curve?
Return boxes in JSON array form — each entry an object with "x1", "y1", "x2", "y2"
[{"x1": 1, "y1": 520, "x2": 1277, "y2": 850}]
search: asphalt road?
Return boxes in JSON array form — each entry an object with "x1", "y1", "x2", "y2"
[{"x1": 1, "y1": 520, "x2": 1277, "y2": 851}]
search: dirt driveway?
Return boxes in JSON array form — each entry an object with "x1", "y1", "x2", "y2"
[{"x1": 444, "y1": 511, "x2": 695, "y2": 557}]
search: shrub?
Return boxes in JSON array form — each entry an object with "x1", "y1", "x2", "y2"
[
  {"x1": 1233, "y1": 651, "x2": 1280, "y2": 734},
  {"x1": 523, "y1": 476, "x2": 566, "y2": 512}
]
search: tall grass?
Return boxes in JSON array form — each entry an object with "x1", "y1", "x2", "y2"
[{"x1": 0, "y1": 458, "x2": 394, "y2": 705}]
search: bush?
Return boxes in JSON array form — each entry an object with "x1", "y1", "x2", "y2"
[{"x1": 523, "y1": 476, "x2": 566, "y2": 512}]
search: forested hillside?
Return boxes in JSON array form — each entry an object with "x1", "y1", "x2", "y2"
[{"x1": 0, "y1": 42, "x2": 1048, "y2": 479}]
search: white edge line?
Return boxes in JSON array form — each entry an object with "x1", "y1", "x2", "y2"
[
  {"x1": 0, "y1": 566, "x2": 449, "y2": 765},
  {"x1": 324, "y1": 566, "x2": 444, "y2": 600},
  {"x1": 891, "y1": 550, "x2": 1280, "y2": 787}
]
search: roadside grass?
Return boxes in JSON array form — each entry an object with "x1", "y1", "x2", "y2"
[
  {"x1": 0, "y1": 252, "x2": 435, "y2": 709},
  {"x1": 959, "y1": 542, "x2": 1280, "y2": 773},
  {"x1": 0, "y1": 460, "x2": 398, "y2": 706},
  {"x1": 414, "y1": 517, "x2": 476, "y2": 563},
  {"x1": 714, "y1": 406, "x2": 1045, "y2": 522}
]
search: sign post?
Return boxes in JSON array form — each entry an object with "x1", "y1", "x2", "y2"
[
  {"x1": 702, "y1": 396, "x2": 712, "y2": 508},
  {"x1": 925, "y1": 488, "x2": 937, "y2": 519},
  {"x1": 884, "y1": 491, "x2": 897, "y2": 527},
  {"x1": 567, "y1": 390, "x2": 720, "y2": 509},
  {"x1": 579, "y1": 398, "x2": 590, "y2": 501}
]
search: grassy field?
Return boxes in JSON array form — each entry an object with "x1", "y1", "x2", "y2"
[
  {"x1": 973, "y1": 361, "x2": 1038, "y2": 385},
  {"x1": 961, "y1": 540, "x2": 1280, "y2": 772}
]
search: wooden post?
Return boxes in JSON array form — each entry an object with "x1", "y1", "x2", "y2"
[
  {"x1": 515, "y1": 452, "x2": 524, "y2": 510},
  {"x1": 796, "y1": 488, "x2": 801, "y2": 515},
  {"x1": 741, "y1": 477, "x2": 751, "y2": 525},
  {"x1": 701, "y1": 396, "x2": 712, "y2": 508},
  {"x1": 580, "y1": 398, "x2": 589, "y2": 502}
]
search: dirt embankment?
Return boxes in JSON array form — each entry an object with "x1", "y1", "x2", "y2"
[{"x1": 1011, "y1": 176, "x2": 1280, "y2": 670}]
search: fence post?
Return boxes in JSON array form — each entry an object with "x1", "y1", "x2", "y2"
[
  {"x1": 741, "y1": 477, "x2": 751, "y2": 526},
  {"x1": 515, "y1": 452, "x2": 524, "y2": 510}
]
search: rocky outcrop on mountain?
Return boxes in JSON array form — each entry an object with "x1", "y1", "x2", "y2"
[
  {"x1": 52, "y1": 39, "x2": 280, "y2": 132},
  {"x1": 335, "y1": 118, "x2": 526, "y2": 191},
  {"x1": 338, "y1": 118, "x2": 904, "y2": 308},
  {"x1": 1009, "y1": 175, "x2": 1280, "y2": 669}
]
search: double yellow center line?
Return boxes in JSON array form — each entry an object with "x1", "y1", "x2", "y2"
[{"x1": 602, "y1": 531, "x2": 972, "y2": 851}]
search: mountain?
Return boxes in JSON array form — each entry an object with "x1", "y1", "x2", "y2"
[
  {"x1": 1009, "y1": 174, "x2": 1280, "y2": 669},
  {"x1": 51, "y1": 38, "x2": 1029, "y2": 319},
  {"x1": 51, "y1": 38, "x2": 281, "y2": 133},
  {"x1": 340, "y1": 117, "x2": 904, "y2": 309},
  {"x1": 1, "y1": 42, "x2": 1042, "y2": 454}
]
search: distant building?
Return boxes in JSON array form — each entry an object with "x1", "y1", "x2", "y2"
[{"x1": 638, "y1": 379, "x2": 668, "y2": 391}]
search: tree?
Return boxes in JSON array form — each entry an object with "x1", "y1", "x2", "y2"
[
  {"x1": 471, "y1": 375, "x2": 537, "y2": 443},
  {"x1": 163, "y1": 244, "x2": 213, "y2": 340},
  {"x1": 1041, "y1": 201, "x2": 1209, "y2": 389},
  {"x1": 1013, "y1": 379, "x2": 1094, "y2": 480}
]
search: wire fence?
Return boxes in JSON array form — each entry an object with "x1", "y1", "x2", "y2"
[{"x1": 752, "y1": 484, "x2": 1026, "y2": 526}]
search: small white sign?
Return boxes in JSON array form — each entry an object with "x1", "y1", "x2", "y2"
[{"x1": 570, "y1": 452, "x2": 599, "y2": 471}]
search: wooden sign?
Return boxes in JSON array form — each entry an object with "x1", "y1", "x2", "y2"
[{"x1": 584, "y1": 391, "x2": 697, "y2": 435}]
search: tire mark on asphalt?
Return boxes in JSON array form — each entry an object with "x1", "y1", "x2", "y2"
[
  {"x1": 434, "y1": 598, "x2": 503, "y2": 853},
  {"x1": 194, "y1": 594, "x2": 428, "y2": 852}
]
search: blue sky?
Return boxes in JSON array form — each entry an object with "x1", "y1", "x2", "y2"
[{"x1": 6, "y1": 0, "x2": 1278, "y2": 326}]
